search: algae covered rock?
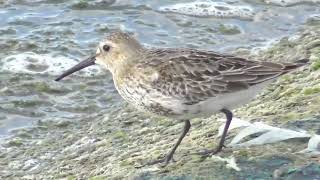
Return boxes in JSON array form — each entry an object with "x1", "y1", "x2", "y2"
[{"x1": 1, "y1": 6, "x2": 320, "y2": 180}]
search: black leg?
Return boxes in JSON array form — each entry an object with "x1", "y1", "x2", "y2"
[
  {"x1": 137, "y1": 120, "x2": 191, "y2": 167},
  {"x1": 214, "y1": 108, "x2": 233, "y2": 153},
  {"x1": 165, "y1": 120, "x2": 191, "y2": 163},
  {"x1": 197, "y1": 108, "x2": 233, "y2": 156}
]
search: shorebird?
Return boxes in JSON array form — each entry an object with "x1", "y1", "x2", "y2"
[{"x1": 55, "y1": 31, "x2": 308, "y2": 166}]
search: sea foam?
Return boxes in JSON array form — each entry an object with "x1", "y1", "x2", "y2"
[
  {"x1": 158, "y1": 1, "x2": 255, "y2": 19},
  {"x1": 1, "y1": 52, "x2": 102, "y2": 77}
]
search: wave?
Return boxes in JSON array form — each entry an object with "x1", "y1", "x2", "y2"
[
  {"x1": 158, "y1": 1, "x2": 255, "y2": 20},
  {"x1": 1, "y1": 52, "x2": 103, "y2": 77}
]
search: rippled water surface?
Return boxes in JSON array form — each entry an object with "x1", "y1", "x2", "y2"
[{"x1": 0, "y1": 0, "x2": 319, "y2": 138}]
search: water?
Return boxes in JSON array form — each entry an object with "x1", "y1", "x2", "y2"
[{"x1": 0, "y1": 0, "x2": 319, "y2": 139}]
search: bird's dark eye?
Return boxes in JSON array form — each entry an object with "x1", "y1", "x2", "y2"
[{"x1": 103, "y1": 45, "x2": 111, "y2": 52}]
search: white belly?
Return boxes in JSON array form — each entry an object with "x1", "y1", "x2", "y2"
[
  {"x1": 183, "y1": 80, "x2": 273, "y2": 118},
  {"x1": 116, "y1": 79, "x2": 273, "y2": 120},
  {"x1": 154, "y1": 80, "x2": 274, "y2": 120}
]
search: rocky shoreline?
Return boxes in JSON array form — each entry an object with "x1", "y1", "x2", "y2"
[{"x1": 1, "y1": 23, "x2": 320, "y2": 180}]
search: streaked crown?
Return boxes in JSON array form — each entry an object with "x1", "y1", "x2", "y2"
[{"x1": 95, "y1": 30, "x2": 143, "y2": 74}]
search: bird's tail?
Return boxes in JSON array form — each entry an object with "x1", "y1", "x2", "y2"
[{"x1": 283, "y1": 58, "x2": 309, "y2": 71}]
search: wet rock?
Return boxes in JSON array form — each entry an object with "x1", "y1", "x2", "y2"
[
  {"x1": 22, "y1": 159, "x2": 39, "y2": 171},
  {"x1": 217, "y1": 24, "x2": 241, "y2": 35},
  {"x1": 1, "y1": 1, "x2": 320, "y2": 179},
  {"x1": 71, "y1": 0, "x2": 116, "y2": 9},
  {"x1": 273, "y1": 162, "x2": 320, "y2": 179},
  {"x1": 306, "y1": 14, "x2": 320, "y2": 26},
  {"x1": 6, "y1": 138, "x2": 23, "y2": 147},
  {"x1": 55, "y1": 120, "x2": 72, "y2": 128}
]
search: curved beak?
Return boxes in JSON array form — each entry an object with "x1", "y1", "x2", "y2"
[{"x1": 55, "y1": 55, "x2": 96, "y2": 81}]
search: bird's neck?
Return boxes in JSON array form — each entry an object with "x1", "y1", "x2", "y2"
[{"x1": 110, "y1": 55, "x2": 140, "y2": 80}]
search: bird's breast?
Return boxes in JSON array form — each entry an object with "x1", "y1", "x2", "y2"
[{"x1": 114, "y1": 77, "x2": 185, "y2": 117}]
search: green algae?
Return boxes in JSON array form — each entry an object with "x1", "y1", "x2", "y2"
[
  {"x1": 279, "y1": 112, "x2": 309, "y2": 122},
  {"x1": 311, "y1": 61, "x2": 320, "y2": 71},
  {"x1": 287, "y1": 163, "x2": 320, "y2": 180},
  {"x1": 89, "y1": 176, "x2": 108, "y2": 180},
  {"x1": 112, "y1": 130, "x2": 128, "y2": 140},
  {"x1": 7, "y1": 138, "x2": 23, "y2": 147},
  {"x1": 311, "y1": 56, "x2": 320, "y2": 71},
  {"x1": 70, "y1": 0, "x2": 114, "y2": 10},
  {"x1": 303, "y1": 87, "x2": 320, "y2": 95},
  {"x1": 12, "y1": 100, "x2": 50, "y2": 108},
  {"x1": 237, "y1": 30, "x2": 320, "y2": 121},
  {"x1": 72, "y1": 0, "x2": 89, "y2": 9},
  {"x1": 217, "y1": 24, "x2": 241, "y2": 35},
  {"x1": 1, "y1": 6, "x2": 320, "y2": 180},
  {"x1": 66, "y1": 175, "x2": 77, "y2": 180}
]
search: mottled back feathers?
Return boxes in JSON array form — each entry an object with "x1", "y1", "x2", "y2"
[{"x1": 131, "y1": 48, "x2": 306, "y2": 105}]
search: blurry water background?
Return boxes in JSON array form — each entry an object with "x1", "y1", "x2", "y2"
[{"x1": 0, "y1": 0, "x2": 319, "y2": 138}]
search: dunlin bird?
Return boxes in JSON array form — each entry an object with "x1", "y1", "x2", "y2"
[{"x1": 55, "y1": 31, "x2": 308, "y2": 166}]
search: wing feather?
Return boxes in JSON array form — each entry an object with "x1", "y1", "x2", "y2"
[{"x1": 137, "y1": 48, "x2": 299, "y2": 105}]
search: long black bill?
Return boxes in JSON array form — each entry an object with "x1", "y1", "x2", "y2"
[{"x1": 55, "y1": 56, "x2": 96, "y2": 81}]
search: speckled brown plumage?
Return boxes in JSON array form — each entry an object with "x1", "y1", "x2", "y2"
[
  {"x1": 108, "y1": 45, "x2": 306, "y2": 119},
  {"x1": 56, "y1": 30, "x2": 308, "y2": 166}
]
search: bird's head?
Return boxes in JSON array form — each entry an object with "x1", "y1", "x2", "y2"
[{"x1": 55, "y1": 31, "x2": 142, "y2": 81}]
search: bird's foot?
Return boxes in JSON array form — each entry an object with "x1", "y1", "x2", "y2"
[
  {"x1": 193, "y1": 145, "x2": 225, "y2": 158},
  {"x1": 197, "y1": 149, "x2": 220, "y2": 157},
  {"x1": 135, "y1": 155, "x2": 175, "y2": 168}
]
